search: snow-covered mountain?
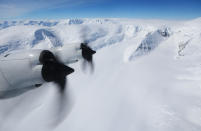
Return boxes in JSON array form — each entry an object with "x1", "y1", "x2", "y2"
[{"x1": 0, "y1": 18, "x2": 201, "y2": 131}]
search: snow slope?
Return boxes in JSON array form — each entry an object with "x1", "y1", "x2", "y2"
[{"x1": 0, "y1": 18, "x2": 201, "y2": 131}]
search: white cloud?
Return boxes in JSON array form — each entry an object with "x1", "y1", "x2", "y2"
[
  {"x1": 0, "y1": 2, "x2": 44, "y2": 18},
  {"x1": 0, "y1": 0, "x2": 95, "y2": 18},
  {"x1": 0, "y1": 4, "x2": 28, "y2": 18}
]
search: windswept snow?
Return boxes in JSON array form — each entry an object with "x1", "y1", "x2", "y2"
[
  {"x1": 129, "y1": 27, "x2": 172, "y2": 60},
  {"x1": 32, "y1": 29, "x2": 62, "y2": 47},
  {"x1": 0, "y1": 18, "x2": 201, "y2": 131}
]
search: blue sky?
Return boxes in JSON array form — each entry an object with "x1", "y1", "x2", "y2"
[{"x1": 0, "y1": 0, "x2": 201, "y2": 20}]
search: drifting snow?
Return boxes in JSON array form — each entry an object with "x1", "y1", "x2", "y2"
[{"x1": 0, "y1": 18, "x2": 201, "y2": 131}]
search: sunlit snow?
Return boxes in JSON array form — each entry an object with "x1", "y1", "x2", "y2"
[{"x1": 0, "y1": 18, "x2": 201, "y2": 131}]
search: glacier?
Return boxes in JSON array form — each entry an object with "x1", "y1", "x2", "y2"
[{"x1": 0, "y1": 18, "x2": 201, "y2": 131}]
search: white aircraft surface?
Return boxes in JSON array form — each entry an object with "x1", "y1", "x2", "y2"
[{"x1": 0, "y1": 43, "x2": 95, "y2": 99}]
